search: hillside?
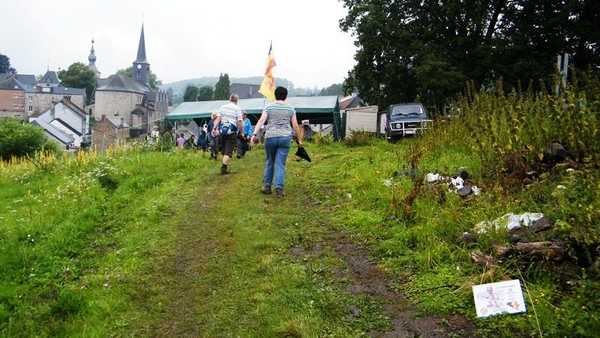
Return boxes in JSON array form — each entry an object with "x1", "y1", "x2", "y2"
[
  {"x1": 1, "y1": 80, "x2": 598, "y2": 337},
  {"x1": 161, "y1": 76, "x2": 298, "y2": 95}
]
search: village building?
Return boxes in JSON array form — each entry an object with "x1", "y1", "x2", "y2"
[
  {"x1": 88, "y1": 24, "x2": 169, "y2": 138},
  {"x1": 0, "y1": 71, "x2": 86, "y2": 120},
  {"x1": 0, "y1": 76, "x2": 27, "y2": 120},
  {"x1": 29, "y1": 70, "x2": 86, "y2": 116},
  {"x1": 30, "y1": 98, "x2": 89, "y2": 151},
  {"x1": 230, "y1": 83, "x2": 263, "y2": 99},
  {"x1": 91, "y1": 115, "x2": 130, "y2": 151}
]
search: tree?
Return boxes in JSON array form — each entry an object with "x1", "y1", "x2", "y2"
[
  {"x1": 214, "y1": 73, "x2": 230, "y2": 100},
  {"x1": 58, "y1": 63, "x2": 98, "y2": 105},
  {"x1": 340, "y1": 0, "x2": 600, "y2": 111},
  {"x1": 321, "y1": 84, "x2": 344, "y2": 96},
  {"x1": 0, "y1": 118, "x2": 60, "y2": 161},
  {"x1": 198, "y1": 85, "x2": 214, "y2": 101},
  {"x1": 0, "y1": 53, "x2": 16, "y2": 74},
  {"x1": 183, "y1": 85, "x2": 200, "y2": 102},
  {"x1": 116, "y1": 67, "x2": 162, "y2": 91}
]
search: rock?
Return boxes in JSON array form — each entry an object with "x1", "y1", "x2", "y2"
[
  {"x1": 458, "y1": 232, "x2": 478, "y2": 243},
  {"x1": 530, "y1": 216, "x2": 554, "y2": 233},
  {"x1": 457, "y1": 185, "x2": 472, "y2": 196}
]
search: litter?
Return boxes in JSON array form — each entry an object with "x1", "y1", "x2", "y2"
[{"x1": 474, "y1": 212, "x2": 545, "y2": 234}]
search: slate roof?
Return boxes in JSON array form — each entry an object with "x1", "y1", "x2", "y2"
[
  {"x1": 30, "y1": 118, "x2": 75, "y2": 145},
  {"x1": 0, "y1": 76, "x2": 25, "y2": 90},
  {"x1": 135, "y1": 24, "x2": 149, "y2": 64},
  {"x1": 39, "y1": 71, "x2": 60, "y2": 85},
  {"x1": 48, "y1": 86, "x2": 86, "y2": 95},
  {"x1": 56, "y1": 98, "x2": 87, "y2": 118},
  {"x1": 36, "y1": 100, "x2": 85, "y2": 135},
  {"x1": 103, "y1": 116, "x2": 130, "y2": 128},
  {"x1": 0, "y1": 74, "x2": 36, "y2": 87},
  {"x1": 339, "y1": 95, "x2": 362, "y2": 110},
  {"x1": 96, "y1": 74, "x2": 149, "y2": 94}
]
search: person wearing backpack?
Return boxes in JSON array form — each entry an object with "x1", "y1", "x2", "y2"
[{"x1": 211, "y1": 94, "x2": 244, "y2": 174}]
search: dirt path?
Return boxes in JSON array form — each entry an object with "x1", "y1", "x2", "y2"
[
  {"x1": 319, "y1": 231, "x2": 480, "y2": 337},
  {"x1": 143, "y1": 164, "x2": 480, "y2": 337}
]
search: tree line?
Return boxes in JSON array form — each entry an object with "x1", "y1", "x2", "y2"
[{"x1": 339, "y1": 0, "x2": 600, "y2": 112}]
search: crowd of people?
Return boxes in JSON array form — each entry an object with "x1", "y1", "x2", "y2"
[{"x1": 149, "y1": 87, "x2": 306, "y2": 197}]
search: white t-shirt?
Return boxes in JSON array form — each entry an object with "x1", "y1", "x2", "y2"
[{"x1": 217, "y1": 102, "x2": 243, "y2": 134}]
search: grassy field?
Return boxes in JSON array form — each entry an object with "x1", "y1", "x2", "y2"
[{"x1": 1, "y1": 83, "x2": 599, "y2": 337}]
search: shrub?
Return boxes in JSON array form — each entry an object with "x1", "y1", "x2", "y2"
[{"x1": 0, "y1": 118, "x2": 60, "y2": 161}]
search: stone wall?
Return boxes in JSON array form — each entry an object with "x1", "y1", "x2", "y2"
[
  {"x1": 94, "y1": 91, "x2": 143, "y2": 124},
  {"x1": 29, "y1": 92, "x2": 85, "y2": 116}
]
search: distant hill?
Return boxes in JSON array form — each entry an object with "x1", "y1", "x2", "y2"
[{"x1": 161, "y1": 77, "x2": 321, "y2": 97}]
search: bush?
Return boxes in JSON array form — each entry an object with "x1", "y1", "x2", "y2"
[{"x1": 0, "y1": 118, "x2": 60, "y2": 161}]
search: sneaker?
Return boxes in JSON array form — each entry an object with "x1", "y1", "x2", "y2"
[
  {"x1": 275, "y1": 188, "x2": 285, "y2": 198},
  {"x1": 236, "y1": 154, "x2": 241, "y2": 159},
  {"x1": 220, "y1": 165, "x2": 229, "y2": 175},
  {"x1": 260, "y1": 186, "x2": 272, "y2": 194}
]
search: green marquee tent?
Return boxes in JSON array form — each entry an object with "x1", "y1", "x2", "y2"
[{"x1": 165, "y1": 96, "x2": 342, "y2": 140}]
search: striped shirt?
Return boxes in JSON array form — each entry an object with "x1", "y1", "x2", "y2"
[
  {"x1": 217, "y1": 102, "x2": 242, "y2": 134},
  {"x1": 264, "y1": 101, "x2": 296, "y2": 139}
]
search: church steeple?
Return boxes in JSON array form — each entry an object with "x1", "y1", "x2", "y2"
[
  {"x1": 132, "y1": 24, "x2": 150, "y2": 86},
  {"x1": 88, "y1": 38, "x2": 101, "y2": 77}
]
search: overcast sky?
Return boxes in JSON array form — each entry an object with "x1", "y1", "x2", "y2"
[{"x1": 1, "y1": 0, "x2": 357, "y2": 89}]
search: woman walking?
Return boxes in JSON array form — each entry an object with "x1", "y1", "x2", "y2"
[{"x1": 251, "y1": 86, "x2": 303, "y2": 197}]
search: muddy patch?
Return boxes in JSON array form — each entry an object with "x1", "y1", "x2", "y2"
[{"x1": 293, "y1": 231, "x2": 481, "y2": 338}]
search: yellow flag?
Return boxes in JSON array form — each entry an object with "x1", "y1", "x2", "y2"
[{"x1": 258, "y1": 42, "x2": 276, "y2": 101}]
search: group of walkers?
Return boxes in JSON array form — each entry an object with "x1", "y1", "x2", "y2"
[{"x1": 153, "y1": 86, "x2": 305, "y2": 197}]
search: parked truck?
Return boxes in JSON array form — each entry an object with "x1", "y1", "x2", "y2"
[
  {"x1": 384, "y1": 103, "x2": 432, "y2": 142},
  {"x1": 343, "y1": 103, "x2": 432, "y2": 141}
]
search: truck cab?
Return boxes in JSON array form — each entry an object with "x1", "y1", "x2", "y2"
[{"x1": 385, "y1": 103, "x2": 432, "y2": 142}]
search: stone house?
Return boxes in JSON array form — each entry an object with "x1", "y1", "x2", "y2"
[
  {"x1": 89, "y1": 24, "x2": 168, "y2": 138},
  {"x1": 1, "y1": 71, "x2": 86, "y2": 119},
  {"x1": 230, "y1": 83, "x2": 263, "y2": 99},
  {"x1": 91, "y1": 115, "x2": 130, "y2": 151},
  {"x1": 0, "y1": 76, "x2": 26, "y2": 120},
  {"x1": 27, "y1": 70, "x2": 86, "y2": 116}
]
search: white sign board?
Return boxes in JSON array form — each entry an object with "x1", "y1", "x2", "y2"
[{"x1": 472, "y1": 279, "x2": 527, "y2": 318}]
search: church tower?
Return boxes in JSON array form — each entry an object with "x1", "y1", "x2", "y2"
[
  {"x1": 88, "y1": 39, "x2": 101, "y2": 77},
  {"x1": 132, "y1": 24, "x2": 150, "y2": 86}
]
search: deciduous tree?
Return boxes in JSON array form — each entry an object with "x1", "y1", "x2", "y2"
[
  {"x1": 58, "y1": 63, "x2": 98, "y2": 105},
  {"x1": 183, "y1": 85, "x2": 200, "y2": 102},
  {"x1": 340, "y1": 0, "x2": 600, "y2": 111},
  {"x1": 198, "y1": 85, "x2": 214, "y2": 101}
]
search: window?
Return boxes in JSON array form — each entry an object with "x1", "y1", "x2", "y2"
[
  {"x1": 13, "y1": 94, "x2": 19, "y2": 99},
  {"x1": 28, "y1": 106, "x2": 33, "y2": 112}
]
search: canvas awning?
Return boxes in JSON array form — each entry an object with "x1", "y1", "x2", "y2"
[
  {"x1": 166, "y1": 96, "x2": 339, "y2": 119},
  {"x1": 165, "y1": 96, "x2": 342, "y2": 139}
]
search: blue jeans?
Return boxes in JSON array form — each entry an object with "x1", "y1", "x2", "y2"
[{"x1": 263, "y1": 136, "x2": 292, "y2": 190}]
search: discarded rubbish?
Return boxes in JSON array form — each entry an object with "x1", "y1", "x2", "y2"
[{"x1": 474, "y1": 212, "x2": 545, "y2": 234}]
